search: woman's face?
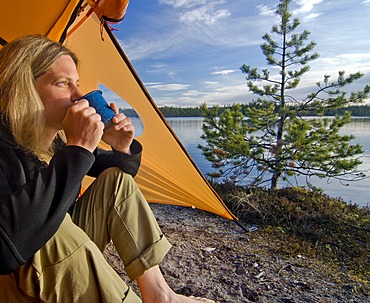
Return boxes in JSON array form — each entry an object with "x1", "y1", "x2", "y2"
[{"x1": 36, "y1": 55, "x2": 83, "y2": 132}]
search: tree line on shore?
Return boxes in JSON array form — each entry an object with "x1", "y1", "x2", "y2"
[{"x1": 157, "y1": 103, "x2": 370, "y2": 117}]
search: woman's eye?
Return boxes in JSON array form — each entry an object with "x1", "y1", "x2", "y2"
[{"x1": 56, "y1": 80, "x2": 68, "y2": 87}]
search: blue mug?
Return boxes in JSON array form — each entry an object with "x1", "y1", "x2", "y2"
[{"x1": 80, "y1": 90, "x2": 115, "y2": 130}]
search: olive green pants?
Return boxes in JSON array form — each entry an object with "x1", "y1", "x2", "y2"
[{"x1": 0, "y1": 168, "x2": 172, "y2": 302}]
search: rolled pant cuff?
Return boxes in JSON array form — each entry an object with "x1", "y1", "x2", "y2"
[{"x1": 125, "y1": 234, "x2": 172, "y2": 281}]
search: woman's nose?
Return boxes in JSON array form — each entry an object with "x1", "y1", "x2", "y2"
[{"x1": 71, "y1": 86, "x2": 84, "y2": 101}]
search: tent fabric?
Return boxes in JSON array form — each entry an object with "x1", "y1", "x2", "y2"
[
  {"x1": 0, "y1": 1, "x2": 237, "y2": 221},
  {"x1": 0, "y1": 0, "x2": 82, "y2": 43}
]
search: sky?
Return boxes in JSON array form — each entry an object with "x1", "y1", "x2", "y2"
[{"x1": 110, "y1": 0, "x2": 370, "y2": 107}]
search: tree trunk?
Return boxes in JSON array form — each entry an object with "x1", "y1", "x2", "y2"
[{"x1": 271, "y1": 171, "x2": 280, "y2": 189}]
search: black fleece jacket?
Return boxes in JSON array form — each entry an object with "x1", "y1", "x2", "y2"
[{"x1": 0, "y1": 119, "x2": 142, "y2": 275}]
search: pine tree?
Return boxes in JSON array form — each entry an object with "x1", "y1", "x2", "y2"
[{"x1": 199, "y1": 0, "x2": 370, "y2": 189}]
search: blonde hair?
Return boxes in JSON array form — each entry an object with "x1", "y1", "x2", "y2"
[{"x1": 0, "y1": 35, "x2": 79, "y2": 162}]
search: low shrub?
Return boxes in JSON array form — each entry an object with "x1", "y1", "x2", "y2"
[{"x1": 213, "y1": 182, "x2": 370, "y2": 275}]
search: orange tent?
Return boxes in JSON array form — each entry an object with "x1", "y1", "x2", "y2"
[{"x1": 0, "y1": 0, "x2": 238, "y2": 221}]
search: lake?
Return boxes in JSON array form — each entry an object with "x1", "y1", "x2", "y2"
[{"x1": 165, "y1": 117, "x2": 370, "y2": 208}]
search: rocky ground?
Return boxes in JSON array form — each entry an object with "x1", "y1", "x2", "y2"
[{"x1": 104, "y1": 203, "x2": 369, "y2": 303}]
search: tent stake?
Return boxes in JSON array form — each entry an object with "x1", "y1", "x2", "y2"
[{"x1": 234, "y1": 220, "x2": 250, "y2": 234}]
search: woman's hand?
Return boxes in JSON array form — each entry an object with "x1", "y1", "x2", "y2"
[
  {"x1": 62, "y1": 99, "x2": 104, "y2": 153},
  {"x1": 102, "y1": 103, "x2": 135, "y2": 154}
]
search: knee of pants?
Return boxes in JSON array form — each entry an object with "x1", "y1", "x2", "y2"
[
  {"x1": 98, "y1": 167, "x2": 138, "y2": 202},
  {"x1": 78, "y1": 167, "x2": 139, "y2": 214}
]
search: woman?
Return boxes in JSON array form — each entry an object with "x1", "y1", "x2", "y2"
[{"x1": 0, "y1": 35, "x2": 216, "y2": 302}]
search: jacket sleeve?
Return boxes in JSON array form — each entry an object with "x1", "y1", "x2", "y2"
[
  {"x1": 0, "y1": 146, "x2": 94, "y2": 275},
  {"x1": 88, "y1": 139, "x2": 142, "y2": 178}
]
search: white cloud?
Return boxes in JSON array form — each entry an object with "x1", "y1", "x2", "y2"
[
  {"x1": 146, "y1": 82, "x2": 190, "y2": 91},
  {"x1": 337, "y1": 53, "x2": 370, "y2": 61},
  {"x1": 179, "y1": 7, "x2": 231, "y2": 25},
  {"x1": 159, "y1": 0, "x2": 205, "y2": 9},
  {"x1": 315, "y1": 53, "x2": 370, "y2": 73},
  {"x1": 256, "y1": 1, "x2": 324, "y2": 30},
  {"x1": 294, "y1": 0, "x2": 323, "y2": 13},
  {"x1": 303, "y1": 12, "x2": 322, "y2": 20},
  {"x1": 258, "y1": 0, "x2": 323, "y2": 17},
  {"x1": 257, "y1": 4, "x2": 276, "y2": 17},
  {"x1": 146, "y1": 63, "x2": 169, "y2": 72},
  {"x1": 160, "y1": 0, "x2": 231, "y2": 25},
  {"x1": 182, "y1": 89, "x2": 205, "y2": 97},
  {"x1": 182, "y1": 83, "x2": 249, "y2": 106},
  {"x1": 211, "y1": 69, "x2": 237, "y2": 75},
  {"x1": 149, "y1": 81, "x2": 250, "y2": 107},
  {"x1": 119, "y1": 1, "x2": 234, "y2": 61},
  {"x1": 118, "y1": 38, "x2": 176, "y2": 61},
  {"x1": 361, "y1": 0, "x2": 370, "y2": 4},
  {"x1": 145, "y1": 82, "x2": 163, "y2": 86}
]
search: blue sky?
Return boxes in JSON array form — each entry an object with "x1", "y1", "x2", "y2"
[{"x1": 112, "y1": 0, "x2": 370, "y2": 107}]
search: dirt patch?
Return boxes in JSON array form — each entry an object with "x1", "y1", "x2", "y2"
[{"x1": 104, "y1": 203, "x2": 369, "y2": 303}]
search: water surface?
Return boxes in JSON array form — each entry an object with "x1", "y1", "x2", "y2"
[{"x1": 167, "y1": 117, "x2": 370, "y2": 207}]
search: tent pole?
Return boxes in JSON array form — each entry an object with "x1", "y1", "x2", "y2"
[
  {"x1": 234, "y1": 220, "x2": 249, "y2": 233},
  {"x1": 0, "y1": 37, "x2": 8, "y2": 46}
]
